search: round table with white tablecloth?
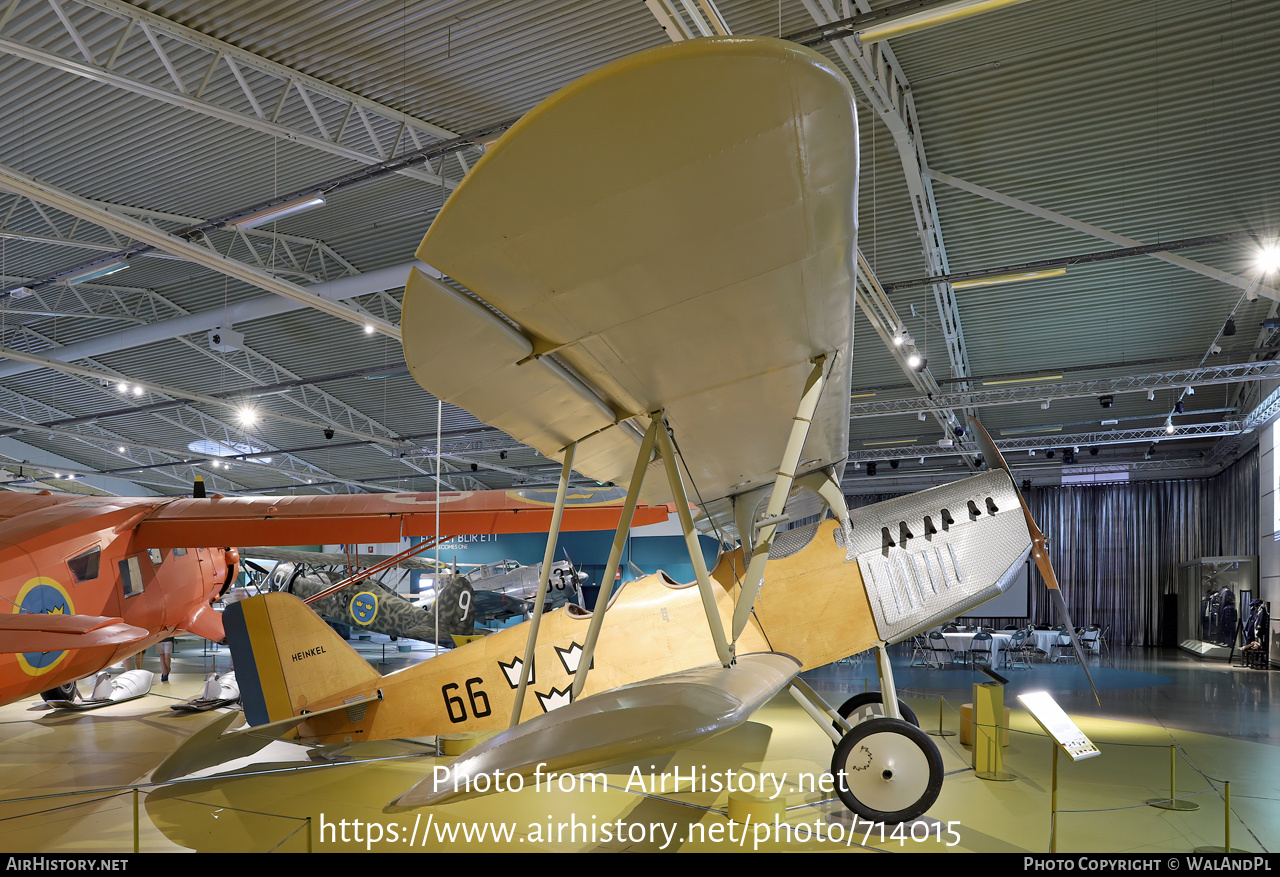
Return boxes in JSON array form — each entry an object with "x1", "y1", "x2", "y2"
[{"x1": 941, "y1": 631, "x2": 1014, "y2": 665}]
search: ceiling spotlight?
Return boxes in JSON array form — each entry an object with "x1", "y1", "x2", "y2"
[
  {"x1": 1185, "y1": 386, "x2": 1195, "y2": 396},
  {"x1": 1089, "y1": 447, "x2": 1099, "y2": 456},
  {"x1": 117, "y1": 381, "x2": 130, "y2": 393},
  {"x1": 1223, "y1": 317, "x2": 1236, "y2": 337},
  {"x1": 954, "y1": 425, "x2": 965, "y2": 438},
  {"x1": 1210, "y1": 343, "x2": 1222, "y2": 355},
  {"x1": 1046, "y1": 449, "x2": 1055, "y2": 458},
  {"x1": 500, "y1": 450, "x2": 507, "y2": 460},
  {"x1": 1165, "y1": 418, "x2": 1176, "y2": 435},
  {"x1": 917, "y1": 411, "x2": 927, "y2": 421},
  {"x1": 1175, "y1": 400, "x2": 1184, "y2": 414},
  {"x1": 1041, "y1": 400, "x2": 1051, "y2": 410},
  {"x1": 324, "y1": 428, "x2": 335, "y2": 440},
  {"x1": 1147, "y1": 389, "x2": 1155, "y2": 401},
  {"x1": 1021, "y1": 478, "x2": 1032, "y2": 491},
  {"x1": 1256, "y1": 244, "x2": 1280, "y2": 274},
  {"x1": 866, "y1": 461, "x2": 878, "y2": 476},
  {"x1": 1144, "y1": 443, "x2": 1156, "y2": 460},
  {"x1": 889, "y1": 459, "x2": 899, "y2": 469},
  {"x1": 1029, "y1": 449, "x2": 1036, "y2": 457},
  {"x1": 470, "y1": 462, "x2": 479, "y2": 472},
  {"x1": 237, "y1": 405, "x2": 258, "y2": 426},
  {"x1": 364, "y1": 324, "x2": 375, "y2": 335},
  {"x1": 1063, "y1": 450, "x2": 1075, "y2": 464},
  {"x1": 906, "y1": 353, "x2": 925, "y2": 371},
  {"x1": 132, "y1": 385, "x2": 144, "y2": 396},
  {"x1": 117, "y1": 446, "x2": 126, "y2": 453},
  {"x1": 1098, "y1": 395, "x2": 1114, "y2": 409}
]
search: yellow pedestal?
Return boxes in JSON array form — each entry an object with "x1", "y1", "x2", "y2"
[
  {"x1": 728, "y1": 791, "x2": 785, "y2": 824},
  {"x1": 959, "y1": 703, "x2": 1011, "y2": 747},
  {"x1": 971, "y1": 682, "x2": 1015, "y2": 781},
  {"x1": 439, "y1": 733, "x2": 481, "y2": 756}
]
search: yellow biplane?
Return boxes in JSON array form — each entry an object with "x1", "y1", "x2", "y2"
[{"x1": 158, "y1": 35, "x2": 1091, "y2": 825}]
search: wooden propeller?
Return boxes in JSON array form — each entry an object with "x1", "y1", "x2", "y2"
[{"x1": 968, "y1": 416, "x2": 1101, "y2": 706}]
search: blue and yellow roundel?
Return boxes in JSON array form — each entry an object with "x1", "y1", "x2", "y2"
[
  {"x1": 13, "y1": 577, "x2": 75, "y2": 676},
  {"x1": 349, "y1": 591, "x2": 379, "y2": 626}
]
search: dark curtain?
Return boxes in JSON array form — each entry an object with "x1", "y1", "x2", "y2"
[{"x1": 843, "y1": 449, "x2": 1259, "y2": 646}]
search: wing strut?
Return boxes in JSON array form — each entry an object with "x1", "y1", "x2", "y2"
[
  {"x1": 731, "y1": 355, "x2": 829, "y2": 642},
  {"x1": 298, "y1": 535, "x2": 450, "y2": 606},
  {"x1": 570, "y1": 419, "x2": 661, "y2": 699},
  {"x1": 510, "y1": 441, "x2": 577, "y2": 726},
  {"x1": 654, "y1": 411, "x2": 734, "y2": 670}
]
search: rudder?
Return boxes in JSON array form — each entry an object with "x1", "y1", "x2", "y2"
[{"x1": 224, "y1": 592, "x2": 381, "y2": 727}]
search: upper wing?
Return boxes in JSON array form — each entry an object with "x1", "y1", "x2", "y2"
[
  {"x1": 240, "y1": 546, "x2": 456, "y2": 570},
  {"x1": 405, "y1": 36, "x2": 858, "y2": 510},
  {"x1": 136, "y1": 487, "x2": 667, "y2": 549}
]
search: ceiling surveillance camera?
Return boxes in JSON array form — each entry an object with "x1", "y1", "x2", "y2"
[
  {"x1": 324, "y1": 428, "x2": 335, "y2": 439},
  {"x1": 1099, "y1": 395, "x2": 1114, "y2": 409}
]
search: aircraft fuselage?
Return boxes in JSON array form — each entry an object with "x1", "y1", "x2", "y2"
[{"x1": 0, "y1": 493, "x2": 233, "y2": 706}]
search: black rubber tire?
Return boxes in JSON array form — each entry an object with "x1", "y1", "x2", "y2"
[
  {"x1": 832, "y1": 691, "x2": 919, "y2": 743},
  {"x1": 40, "y1": 681, "x2": 79, "y2": 703},
  {"x1": 830, "y1": 717, "x2": 944, "y2": 824}
]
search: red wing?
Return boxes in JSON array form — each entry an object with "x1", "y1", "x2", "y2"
[
  {"x1": 135, "y1": 487, "x2": 670, "y2": 549},
  {"x1": 0, "y1": 614, "x2": 149, "y2": 653}
]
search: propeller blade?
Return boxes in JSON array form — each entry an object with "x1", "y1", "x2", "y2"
[{"x1": 968, "y1": 417, "x2": 1101, "y2": 706}]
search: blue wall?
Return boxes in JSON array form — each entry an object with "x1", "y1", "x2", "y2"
[{"x1": 410, "y1": 531, "x2": 720, "y2": 595}]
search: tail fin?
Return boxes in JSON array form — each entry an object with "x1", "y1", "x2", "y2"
[
  {"x1": 223, "y1": 592, "x2": 380, "y2": 727},
  {"x1": 435, "y1": 573, "x2": 476, "y2": 639}
]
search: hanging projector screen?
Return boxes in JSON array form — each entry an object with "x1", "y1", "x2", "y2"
[{"x1": 961, "y1": 558, "x2": 1030, "y2": 619}]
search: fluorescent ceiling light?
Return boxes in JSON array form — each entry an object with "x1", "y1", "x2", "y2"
[
  {"x1": 850, "y1": 391, "x2": 877, "y2": 399},
  {"x1": 232, "y1": 191, "x2": 327, "y2": 229},
  {"x1": 856, "y1": 0, "x2": 1037, "y2": 43},
  {"x1": 65, "y1": 257, "x2": 130, "y2": 284},
  {"x1": 982, "y1": 374, "x2": 1063, "y2": 386},
  {"x1": 951, "y1": 267, "x2": 1066, "y2": 290},
  {"x1": 863, "y1": 438, "x2": 917, "y2": 446},
  {"x1": 1000, "y1": 425, "x2": 1061, "y2": 435}
]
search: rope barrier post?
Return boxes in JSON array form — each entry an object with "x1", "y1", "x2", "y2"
[
  {"x1": 133, "y1": 787, "x2": 139, "y2": 853},
  {"x1": 1194, "y1": 781, "x2": 1231, "y2": 854},
  {"x1": 927, "y1": 693, "x2": 956, "y2": 738},
  {"x1": 1146, "y1": 744, "x2": 1197, "y2": 811},
  {"x1": 1050, "y1": 743, "x2": 1058, "y2": 853},
  {"x1": 307, "y1": 816, "x2": 313, "y2": 853}
]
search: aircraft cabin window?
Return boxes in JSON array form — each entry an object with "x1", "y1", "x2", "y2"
[
  {"x1": 173, "y1": 548, "x2": 188, "y2": 557},
  {"x1": 67, "y1": 546, "x2": 101, "y2": 583},
  {"x1": 148, "y1": 548, "x2": 163, "y2": 565},
  {"x1": 119, "y1": 556, "x2": 144, "y2": 597}
]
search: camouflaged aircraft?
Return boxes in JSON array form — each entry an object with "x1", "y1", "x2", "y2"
[{"x1": 251, "y1": 554, "x2": 476, "y2": 647}]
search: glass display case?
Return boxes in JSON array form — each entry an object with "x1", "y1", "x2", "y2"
[{"x1": 1175, "y1": 556, "x2": 1256, "y2": 656}]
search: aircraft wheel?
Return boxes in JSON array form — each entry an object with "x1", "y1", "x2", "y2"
[
  {"x1": 830, "y1": 717, "x2": 942, "y2": 824},
  {"x1": 40, "y1": 681, "x2": 79, "y2": 703},
  {"x1": 832, "y1": 691, "x2": 918, "y2": 742}
]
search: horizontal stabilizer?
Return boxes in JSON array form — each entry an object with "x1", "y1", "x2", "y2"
[
  {"x1": 152, "y1": 691, "x2": 382, "y2": 782},
  {"x1": 0, "y1": 614, "x2": 148, "y2": 653},
  {"x1": 387, "y1": 652, "x2": 801, "y2": 810}
]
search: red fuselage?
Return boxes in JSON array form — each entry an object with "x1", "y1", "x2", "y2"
[{"x1": 0, "y1": 493, "x2": 233, "y2": 706}]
